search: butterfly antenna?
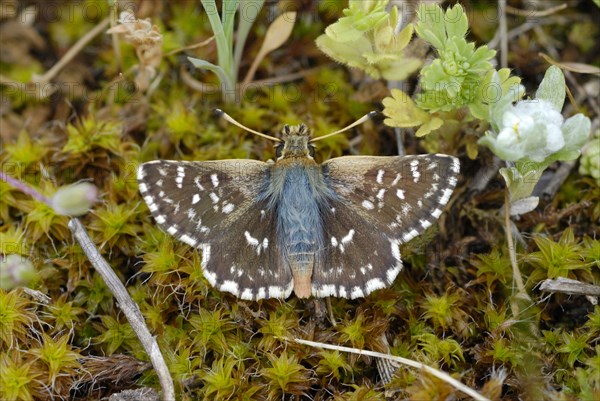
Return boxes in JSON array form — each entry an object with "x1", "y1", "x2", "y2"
[
  {"x1": 215, "y1": 109, "x2": 281, "y2": 142},
  {"x1": 310, "y1": 111, "x2": 378, "y2": 142}
]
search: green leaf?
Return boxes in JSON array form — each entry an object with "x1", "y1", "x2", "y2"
[
  {"x1": 222, "y1": 0, "x2": 240, "y2": 46},
  {"x1": 499, "y1": 164, "x2": 544, "y2": 203},
  {"x1": 562, "y1": 113, "x2": 592, "y2": 152},
  {"x1": 382, "y1": 89, "x2": 432, "y2": 128},
  {"x1": 325, "y1": 16, "x2": 365, "y2": 42},
  {"x1": 188, "y1": 56, "x2": 232, "y2": 90},
  {"x1": 535, "y1": 66, "x2": 566, "y2": 111},
  {"x1": 415, "y1": 3, "x2": 447, "y2": 50},
  {"x1": 416, "y1": 117, "x2": 443, "y2": 137},
  {"x1": 233, "y1": 0, "x2": 264, "y2": 72},
  {"x1": 444, "y1": 4, "x2": 468, "y2": 39},
  {"x1": 315, "y1": 34, "x2": 373, "y2": 73}
]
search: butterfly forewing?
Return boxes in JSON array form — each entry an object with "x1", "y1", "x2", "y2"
[
  {"x1": 137, "y1": 160, "x2": 293, "y2": 300},
  {"x1": 311, "y1": 154, "x2": 459, "y2": 298}
]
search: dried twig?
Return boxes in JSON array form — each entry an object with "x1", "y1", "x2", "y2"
[
  {"x1": 540, "y1": 277, "x2": 600, "y2": 299},
  {"x1": 505, "y1": 3, "x2": 568, "y2": 18},
  {"x1": 498, "y1": 0, "x2": 508, "y2": 68},
  {"x1": 288, "y1": 337, "x2": 491, "y2": 401},
  {"x1": 68, "y1": 218, "x2": 175, "y2": 401},
  {"x1": 32, "y1": 18, "x2": 110, "y2": 85}
]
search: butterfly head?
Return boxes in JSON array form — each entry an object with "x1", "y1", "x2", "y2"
[
  {"x1": 275, "y1": 124, "x2": 315, "y2": 160},
  {"x1": 215, "y1": 109, "x2": 377, "y2": 161}
]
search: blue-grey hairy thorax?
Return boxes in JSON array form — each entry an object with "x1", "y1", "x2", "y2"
[{"x1": 137, "y1": 116, "x2": 460, "y2": 301}]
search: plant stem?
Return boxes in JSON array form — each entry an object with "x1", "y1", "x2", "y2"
[
  {"x1": 504, "y1": 188, "x2": 527, "y2": 295},
  {"x1": 0, "y1": 170, "x2": 52, "y2": 206}
]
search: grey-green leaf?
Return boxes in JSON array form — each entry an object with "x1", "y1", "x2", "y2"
[{"x1": 535, "y1": 66, "x2": 565, "y2": 111}]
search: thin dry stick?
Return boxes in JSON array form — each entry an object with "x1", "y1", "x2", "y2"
[
  {"x1": 498, "y1": 0, "x2": 508, "y2": 68},
  {"x1": 109, "y1": 3, "x2": 123, "y2": 72},
  {"x1": 32, "y1": 18, "x2": 110, "y2": 84},
  {"x1": 165, "y1": 36, "x2": 215, "y2": 56},
  {"x1": 540, "y1": 277, "x2": 600, "y2": 298},
  {"x1": 289, "y1": 338, "x2": 491, "y2": 401},
  {"x1": 504, "y1": 188, "x2": 526, "y2": 295},
  {"x1": 68, "y1": 218, "x2": 175, "y2": 401},
  {"x1": 506, "y1": 3, "x2": 567, "y2": 17}
]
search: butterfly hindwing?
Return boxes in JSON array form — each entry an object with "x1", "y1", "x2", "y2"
[
  {"x1": 311, "y1": 154, "x2": 459, "y2": 298},
  {"x1": 312, "y1": 201, "x2": 402, "y2": 298},
  {"x1": 137, "y1": 160, "x2": 293, "y2": 300}
]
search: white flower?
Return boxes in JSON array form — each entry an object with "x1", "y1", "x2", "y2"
[{"x1": 480, "y1": 99, "x2": 589, "y2": 163}]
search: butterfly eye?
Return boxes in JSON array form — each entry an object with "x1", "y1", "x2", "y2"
[
  {"x1": 275, "y1": 142, "x2": 285, "y2": 158},
  {"x1": 308, "y1": 144, "x2": 315, "y2": 158}
]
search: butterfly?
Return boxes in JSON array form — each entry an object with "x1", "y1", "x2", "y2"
[{"x1": 137, "y1": 110, "x2": 459, "y2": 301}]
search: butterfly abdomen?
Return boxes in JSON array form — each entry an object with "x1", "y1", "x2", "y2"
[{"x1": 273, "y1": 162, "x2": 327, "y2": 298}]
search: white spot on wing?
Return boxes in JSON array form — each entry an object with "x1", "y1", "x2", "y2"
[
  {"x1": 241, "y1": 288, "x2": 254, "y2": 300},
  {"x1": 144, "y1": 196, "x2": 158, "y2": 212},
  {"x1": 390, "y1": 240, "x2": 401, "y2": 261},
  {"x1": 222, "y1": 203, "x2": 234, "y2": 214},
  {"x1": 210, "y1": 173, "x2": 219, "y2": 187},
  {"x1": 411, "y1": 159, "x2": 420, "y2": 183},
  {"x1": 314, "y1": 284, "x2": 337, "y2": 297},
  {"x1": 138, "y1": 182, "x2": 148, "y2": 193},
  {"x1": 376, "y1": 169, "x2": 385, "y2": 184},
  {"x1": 176, "y1": 166, "x2": 185, "y2": 189},
  {"x1": 362, "y1": 200, "x2": 374, "y2": 210},
  {"x1": 187, "y1": 208, "x2": 196, "y2": 219},
  {"x1": 439, "y1": 188, "x2": 453, "y2": 205},
  {"x1": 396, "y1": 189, "x2": 405, "y2": 199},
  {"x1": 341, "y1": 229, "x2": 355, "y2": 244},
  {"x1": 244, "y1": 231, "x2": 259, "y2": 246},
  {"x1": 192, "y1": 194, "x2": 200, "y2": 204},
  {"x1": 209, "y1": 192, "x2": 220, "y2": 203},
  {"x1": 451, "y1": 157, "x2": 460, "y2": 173},
  {"x1": 268, "y1": 286, "x2": 286, "y2": 299},
  {"x1": 432, "y1": 208, "x2": 442, "y2": 219},
  {"x1": 365, "y1": 278, "x2": 385, "y2": 293},
  {"x1": 376, "y1": 188, "x2": 386, "y2": 200},
  {"x1": 180, "y1": 234, "x2": 198, "y2": 246},
  {"x1": 331, "y1": 237, "x2": 338, "y2": 247},
  {"x1": 167, "y1": 226, "x2": 178, "y2": 235},
  {"x1": 351, "y1": 286, "x2": 364, "y2": 299},
  {"x1": 155, "y1": 215, "x2": 166, "y2": 224},
  {"x1": 402, "y1": 229, "x2": 419, "y2": 243},
  {"x1": 137, "y1": 166, "x2": 147, "y2": 180},
  {"x1": 420, "y1": 219, "x2": 432, "y2": 229},
  {"x1": 220, "y1": 280, "x2": 239, "y2": 296}
]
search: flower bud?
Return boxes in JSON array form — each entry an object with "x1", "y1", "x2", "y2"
[
  {"x1": 51, "y1": 182, "x2": 98, "y2": 216},
  {"x1": 0, "y1": 255, "x2": 37, "y2": 290}
]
